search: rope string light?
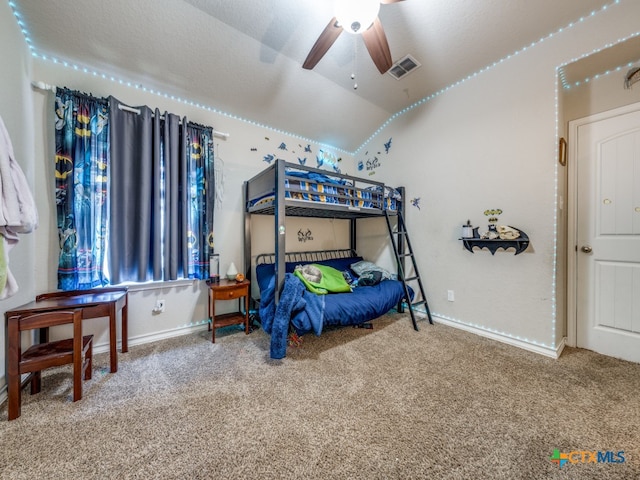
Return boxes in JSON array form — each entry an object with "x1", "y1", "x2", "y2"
[{"x1": 8, "y1": 0, "x2": 635, "y2": 352}]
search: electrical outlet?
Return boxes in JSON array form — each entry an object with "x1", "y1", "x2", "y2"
[
  {"x1": 154, "y1": 299, "x2": 165, "y2": 313},
  {"x1": 447, "y1": 290, "x2": 455, "y2": 302}
]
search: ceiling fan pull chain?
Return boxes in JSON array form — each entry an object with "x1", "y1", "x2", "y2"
[{"x1": 352, "y1": 35, "x2": 358, "y2": 90}]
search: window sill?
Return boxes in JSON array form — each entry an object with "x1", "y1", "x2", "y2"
[{"x1": 123, "y1": 279, "x2": 200, "y2": 292}]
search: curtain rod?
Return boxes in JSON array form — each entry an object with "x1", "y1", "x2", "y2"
[
  {"x1": 117, "y1": 104, "x2": 229, "y2": 139},
  {"x1": 31, "y1": 81, "x2": 56, "y2": 93},
  {"x1": 32, "y1": 81, "x2": 230, "y2": 139}
]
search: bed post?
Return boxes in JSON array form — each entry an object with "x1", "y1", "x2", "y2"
[
  {"x1": 243, "y1": 180, "x2": 251, "y2": 281},
  {"x1": 398, "y1": 186, "x2": 406, "y2": 258},
  {"x1": 350, "y1": 218, "x2": 357, "y2": 253},
  {"x1": 274, "y1": 159, "x2": 286, "y2": 303},
  {"x1": 397, "y1": 186, "x2": 406, "y2": 313}
]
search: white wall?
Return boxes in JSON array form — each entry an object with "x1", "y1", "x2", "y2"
[
  {"x1": 0, "y1": 1, "x2": 37, "y2": 401},
  {"x1": 353, "y1": 1, "x2": 640, "y2": 356}
]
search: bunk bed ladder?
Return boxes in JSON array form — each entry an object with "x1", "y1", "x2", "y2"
[{"x1": 384, "y1": 210, "x2": 433, "y2": 330}]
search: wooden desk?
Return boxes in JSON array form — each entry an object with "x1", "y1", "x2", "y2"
[{"x1": 5, "y1": 288, "x2": 128, "y2": 374}]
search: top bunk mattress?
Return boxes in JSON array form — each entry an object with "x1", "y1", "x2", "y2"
[{"x1": 245, "y1": 161, "x2": 403, "y2": 218}]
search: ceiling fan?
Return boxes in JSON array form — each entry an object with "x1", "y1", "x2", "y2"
[{"x1": 302, "y1": 0, "x2": 405, "y2": 74}]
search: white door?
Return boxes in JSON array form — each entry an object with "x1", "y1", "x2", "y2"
[{"x1": 575, "y1": 106, "x2": 640, "y2": 363}]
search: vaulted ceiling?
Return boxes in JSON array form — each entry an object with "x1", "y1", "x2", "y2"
[{"x1": 12, "y1": 0, "x2": 623, "y2": 151}]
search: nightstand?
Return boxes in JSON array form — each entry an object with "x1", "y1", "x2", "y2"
[{"x1": 208, "y1": 279, "x2": 250, "y2": 343}]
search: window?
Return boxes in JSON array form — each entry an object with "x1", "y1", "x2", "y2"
[{"x1": 55, "y1": 88, "x2": 215, "y2": 290}]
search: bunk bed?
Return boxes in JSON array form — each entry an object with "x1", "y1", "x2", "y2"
[{"x1": 243, "y1": 159, "x2": 412, "y2": 358}]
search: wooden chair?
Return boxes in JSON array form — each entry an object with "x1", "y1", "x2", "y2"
[{"x1": 7, "y1": 309, "x2": 93, "y2": 421}]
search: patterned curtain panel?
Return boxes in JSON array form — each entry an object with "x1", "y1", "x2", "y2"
[
  {"x1": 55, "y1": 88, "x2": 109, "y2": 290},
  {"x1": 184, "y1": 122, "x2": 215, "y2": 279}
]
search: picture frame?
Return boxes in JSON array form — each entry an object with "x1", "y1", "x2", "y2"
[{"x1": 558, "y1": 137, "x2": 567, "y2": 166}]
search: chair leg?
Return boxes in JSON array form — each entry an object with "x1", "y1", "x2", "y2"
[
  {"x1": 72, "y1": 369, "x2": 82, "y2": 401},
  {"x1": 7, "y1": 371, "x2": 21, "y2": 421},
  {"x1": 7, "y1": 319, "x2": 21, "y2": 421}
]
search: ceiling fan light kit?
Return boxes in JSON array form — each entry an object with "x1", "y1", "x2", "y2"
[
  {"x1": 303, "y1": 0, "x2": 405, "y2": 74},
  {"x1": 335, "y1": 0, "x2": 380, "y2": 34}
]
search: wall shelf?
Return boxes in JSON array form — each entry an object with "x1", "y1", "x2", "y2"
[{"x1": 460, "y1": 228, "x2": 529, "y2": 255}]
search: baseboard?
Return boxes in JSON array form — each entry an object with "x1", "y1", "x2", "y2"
[
  {"x1": 556, "y1": 336, "x2": 567, "y2": 357},
  {"x1": 432, "y1": 314, "x2": 564, "y2": 359},
  {"x1": 7, "y1": 321, "x2": 212, "y2": 358},
  {"x1": 111, "y1": 320, "x2": 208, "y2": 352}
]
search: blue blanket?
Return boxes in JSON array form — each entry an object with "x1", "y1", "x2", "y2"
[{"x1": 259, "y1": 273, "x2": 325, "y2": 359}]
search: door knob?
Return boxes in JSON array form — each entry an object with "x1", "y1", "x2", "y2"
[{"x1": 581, "y1": 245, "x2": 593, "y2": 253}]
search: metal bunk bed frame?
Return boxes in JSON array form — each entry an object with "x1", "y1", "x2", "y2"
[{"x1": 243, "y1": 159, "x2": 432, "y2": 329}]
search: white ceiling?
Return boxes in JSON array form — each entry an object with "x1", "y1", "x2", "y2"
[{"x1": 12, "y1": 0, "x2": 626, "y2": 152}]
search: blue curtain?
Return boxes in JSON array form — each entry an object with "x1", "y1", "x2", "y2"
[
  {"x1": 54, "y1": 88, "x2": 109, "y2": 290},
  {"x1": 108, "y1": 97, "x2": 215, "y2": 283},
  {"x1": 184, "y1": 122, "x2": 215, "y2": 279}
]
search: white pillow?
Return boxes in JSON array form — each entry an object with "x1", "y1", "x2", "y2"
[{"x1": 350, "y1": 260, "x2": 395, "y2": 280}]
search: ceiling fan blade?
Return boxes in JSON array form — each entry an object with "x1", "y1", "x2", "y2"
[
  {"x1": 303, "y1": 17, "x2": 343, "y2": 70},
  {"x1": 380, "y1": 0, "x2": 405, "y2": 4},
  {"x1": 362, "y1": 17, "x2": 393, "y2": 74}
]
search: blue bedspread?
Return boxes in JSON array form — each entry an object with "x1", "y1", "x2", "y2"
[{"x1": 258, "y1": 265, "x2": 410, "y2": 359}]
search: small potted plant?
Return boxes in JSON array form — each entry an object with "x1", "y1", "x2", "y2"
[{"x1": 483, "y1": 209, "x2": 502, "y2": 239}]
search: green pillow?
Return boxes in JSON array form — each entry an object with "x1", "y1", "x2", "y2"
[{"x1": 293, "y1": 264, "x2": 352, "y2": 295}]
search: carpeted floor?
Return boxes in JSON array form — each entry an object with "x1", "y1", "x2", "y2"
[{"x1": 1, "y1": 314, "x2": 639, "y2": 479}]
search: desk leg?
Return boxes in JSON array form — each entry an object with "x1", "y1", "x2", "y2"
[
  {"x1": 121, "y1": 299, "x2": 128, "y2": 353},
  {"x1": 211, "y1": 293, "x2": 216, "y2": 343},
  {"x1": 208, "y1": 288, "x2": 212, "y2": 332},
  {"x1": 30, "y1": 371, "x2": 42, "y2": 395},
  {"x1": 109, "y1": 305, "x2": 117, "y2": 373},
  {"x1": 244, "y1": 292, "x2": 249, "y2": 335}
]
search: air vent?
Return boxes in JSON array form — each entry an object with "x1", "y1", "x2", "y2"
[{"x1": 387, "y1": 54, "x2": 421, "y2": 80}]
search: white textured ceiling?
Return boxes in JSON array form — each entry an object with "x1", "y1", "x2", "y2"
[{"x1": 12, "y1": 0, "x2": 627, "y2": 151}]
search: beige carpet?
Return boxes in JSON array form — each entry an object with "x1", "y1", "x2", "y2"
[{"x1": 1, "y1": 315, "x2": 639, "y2": 480}]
